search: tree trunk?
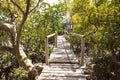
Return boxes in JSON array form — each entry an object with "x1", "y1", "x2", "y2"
[
  {"x1": 14, "y1": 45, "x2": 41, "y2": 80},
  {"x1": 14, "y1": 45, "x2": 34, "y2": 70},
  {"x1": 0, "y1": 22, "x2": 43, "y2": 80}
]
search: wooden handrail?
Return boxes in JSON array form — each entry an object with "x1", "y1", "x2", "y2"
[
  {"x1": 69, "y1": 33, "x2": 84, "y2": 38},
  {"x1": 45, "y1": 32, "x2": 57, "y2": 65},
  {"x1": 64, "y1": 31, "x2": 84, "y2": 38},
  {"x1": 47, "y1": 33, "x2": 55, "y2": 38},
  {"x1": 65, "y1": 31, "x2": 85, "y2": 66}
]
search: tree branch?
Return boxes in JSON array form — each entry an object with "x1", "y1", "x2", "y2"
[
  {"x1": 25, "y1": 0, "x2": 31, "y2": 15},
  {"x1": 29, "y1": 0, "x2": 40, "y2": 13},
  {"x1": 16, "y1": 0, "x2": 31, "y2": 46},
  {"x1": 0, "y1": 46, "x2": 13, "y2": 53},
  {"x1": 0, "y1": 22, "x2": 17, "y2": 46},
  {"x1": 10, "y1": 0, "x2": 24, "y2": 14},
  {"x1": 0, "y1": 22, "x2": 15, "y2": 33}
]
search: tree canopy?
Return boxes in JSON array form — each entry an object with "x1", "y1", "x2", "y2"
[
  {"x1": 0, "y1": 0, "x2": 120, "y2": 80},
  {"x1": 0, "y1": 0, "x2": 65, "y2": 80}
]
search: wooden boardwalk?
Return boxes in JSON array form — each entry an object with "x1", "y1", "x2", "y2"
[{"x1": 37, "y1": 36, "x2": 86, "y2": 80}]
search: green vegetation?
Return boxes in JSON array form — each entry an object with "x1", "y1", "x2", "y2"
[
  {"x1": 68, "y1": 0, "x2": 120, "y2": 79},
  {"x1": 0, "y1": 0, "x2": 65, "y2": 79},
  {"x1": 0, "y1": 0, "x2": 120, "y2": 80}
]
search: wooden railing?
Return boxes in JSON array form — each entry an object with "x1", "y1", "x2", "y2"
[
  {"x1": 65, "y1": 31, "x2": 85, "y2": 66},
  {"x1": 45, "y1": 32, "x2": 57, "y2": 65}
]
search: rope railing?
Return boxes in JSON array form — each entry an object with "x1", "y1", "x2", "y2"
[
  {"x1": 45, "y1": 32, "x2": 57, "y2": 65},
  {"x1": 65, "y1": 31, "x2": 85, "y2": 66}
]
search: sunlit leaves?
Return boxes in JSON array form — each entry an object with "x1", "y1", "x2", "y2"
[{"x1": 70, "y1": 0, "x2": 120, "y2": 55}]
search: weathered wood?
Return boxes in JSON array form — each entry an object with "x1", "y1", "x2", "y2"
[
  {"x1": 49, "y1": 36, "x2": 79, "y2": 64},
  {"x1": 42, "y1": 71, "x2": 84, "y2": 74},
  {"x1": 45, "y1": 32, "x2": 58, "y2": 65},
  {"x1": 55, "y1": 32, "x2": 57, "y2": 47},
  {"x1": 81, "y1": 37, "x2": 85, "y2": 66},
  {"x1": 40, "y1": 36, "x2": 86, "y2": 80},
  {"x1": 49, "y1": 59, "x2": 78, "y2": 63},
  {"x1": 69, "y1": 33, "x2": 84, "y2": 38},
  {"x1": 40, "y1": 73, "x2": 85, "y2": 77},
  {"x1": 38, "y1": 62, "x2": 85, "y2": 80},
  {"x1": 43, "y1": 68, "x2": 82, "y2": 71},
  {"x1": 69, "y1": 34, "x2": 72, "y2": 48},
  {"x1": 47, "y1": 33, "x2": 55, "y2": 38},
  {"x1": 45, "y1": 37, "x2": 49, "y2": 65},
  {"x1": 66, "y1": 32, "x2": 85, "y2": 66},
  {"x1": 49, "y1": 63, "x2": 80, "y2": 66},
  {"x1": 38, "y1": 76, "x2": 86, "y2": 80},
  {"x1": 43, "y1": 66, "x2": 83, "y2": 72}
]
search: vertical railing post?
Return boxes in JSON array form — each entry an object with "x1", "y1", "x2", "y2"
[
  {"x1": 69, "y1": 33, "x2": 72, "y2": 49},
  {"x1": 81, "y1": 37, "x2": 85, "y2": 66},
  {"x1": 45, "y1": 37, "x2": 49, "y2": 65},
  {"x1": 55, "y1": 32, "x2": 57, "y2": 47}
]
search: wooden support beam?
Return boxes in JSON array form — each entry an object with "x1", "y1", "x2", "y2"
[
  {"x1": 55, "y1": 32, "x2": 57, "y2": 47},
  {"x1": 45, "y1": 32, "x2": 58, "y2": 65},
  {"x1": 45, "y1": 37, "x2": 49, "y2": 65},
  {"x1": 69, "y1": 34, "x2": 72, "y2": 49},
  {"x1": 81, "y1": 37, "x2": 85, "y2": 66},
  {"x1": 65, "y1": 31, "x2": 85, "y2": 66}
]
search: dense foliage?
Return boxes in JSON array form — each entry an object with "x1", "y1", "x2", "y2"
[
  {"x1": 22, "y1": 1, "x2": 65, "y2": 63},
  {"x1": 0, "y1": 0, "x2": 65, "y2": 79},
  {"x1": 0, "y1": 0, "x2": 120, "y2": 80},
  {"x1": 68, "y1": 0, "x2": 120, "y2": 79}
]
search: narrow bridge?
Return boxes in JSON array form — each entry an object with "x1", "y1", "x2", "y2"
[{"x1": 37, "y1": 33, "x2": 86, "y2": 80}]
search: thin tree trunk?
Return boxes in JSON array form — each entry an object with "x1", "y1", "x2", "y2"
[{"x1": 0, "y1": 22, "x2": 43, "y2": 80}]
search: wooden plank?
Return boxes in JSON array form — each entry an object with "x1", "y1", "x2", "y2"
[
  {"x1": 42, "y1": 71, "x2": 84, "y2": 74},
  {"x1": 42, "y1": 66, "x2": 80, "y2": 69},
  {"x1": 49, "y1": 63, "x2": 80, "y2": 67},
  {"x1": 39, "y1": 36, "x2": 86, "y2": 80},
  {"x1": 42, "y1": 70, "x2": 84, "y2": 74},
  {"x1": 48, "y1": 35, "x2": 79, "y2": 63},
  {"x1": 49, "y1": 63, "x2": 79, "y2": 66},
  {"x1": 49, "y1": 55, "x2": 77, "y2": 60},
  {"x1": 50, "y1": 46, "x2": 77, "y2": 60},
  {"x1": 37, "y1": 76, "x2": 86, "y2": 80},
  {"x1": 49, "y1": 59, "x2": 78, "y2": 63},
  {"x1": 40, "y1": 73, "x2": 85, "y2": 77}
]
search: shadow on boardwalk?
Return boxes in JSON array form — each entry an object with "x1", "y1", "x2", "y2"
[{"x1": 37, "y1": 36, "x2": 86, "y2": 80}]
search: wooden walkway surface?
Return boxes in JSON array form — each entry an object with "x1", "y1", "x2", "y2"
[{"x1": 37, "y1": 36, "x2": 86, "y2": 80}]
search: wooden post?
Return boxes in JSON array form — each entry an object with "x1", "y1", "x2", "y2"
[
  {"x1": 55, "y1": 32, "x2": 57, "y2": 47},
  {"x1": 81, "y1": 37, "x2": 85, "y2": 66},
  {"x1": 69, "y1": 34, "x2": 72, "y2": 49},
  {"x1": 45, "y1": 37, "x2": 49, "y2": 65}
]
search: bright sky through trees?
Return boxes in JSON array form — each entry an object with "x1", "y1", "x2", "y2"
[{"x1": 44, "y1": 0, "x2": 59, "y2": 5}]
